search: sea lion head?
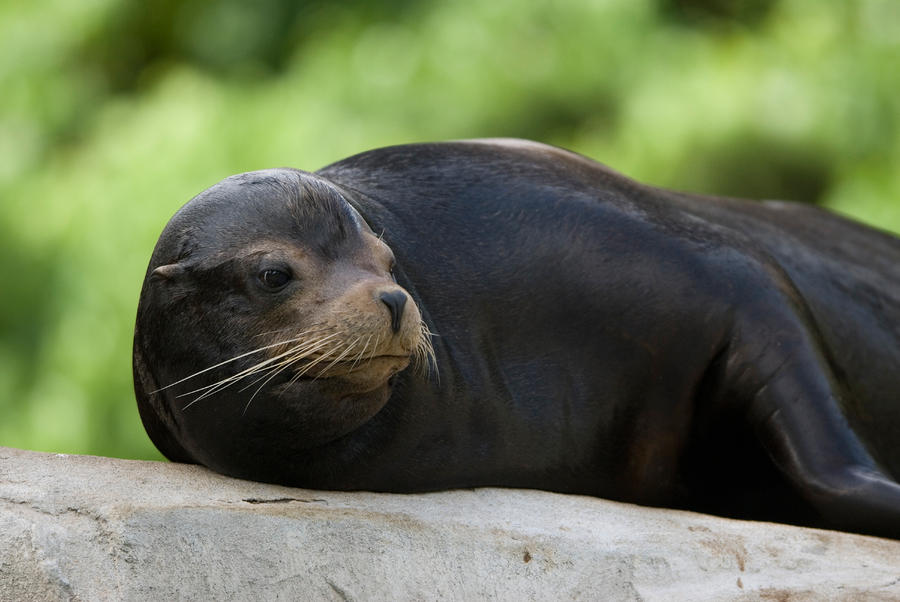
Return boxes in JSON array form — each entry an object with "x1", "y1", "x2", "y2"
[{"x1": 133, "y1": 168, "x2": 433, "y2": 479}]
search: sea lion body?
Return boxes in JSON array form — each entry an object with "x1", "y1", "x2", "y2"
[{"x1": 134, "y1": 139, "x2": 900, "y2": 538}]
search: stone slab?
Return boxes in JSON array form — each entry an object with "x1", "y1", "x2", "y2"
[{"x1": 1, "y1": 447, "x2": 899, "y2": 600}]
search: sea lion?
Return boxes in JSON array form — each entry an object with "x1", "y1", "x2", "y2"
[{"x1": 134, "y1": 139, "x2": 900, "y2": 539}]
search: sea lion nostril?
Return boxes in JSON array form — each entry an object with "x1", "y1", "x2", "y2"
[{"x1": 378, "y1": 290, "x2": 407, "y2": 333}]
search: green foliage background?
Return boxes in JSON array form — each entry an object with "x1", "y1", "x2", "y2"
[{"x1": 2, "y1": 0, "x2": 898, "y2": 460}]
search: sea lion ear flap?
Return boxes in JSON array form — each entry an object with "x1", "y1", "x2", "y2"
[{"x1": 150, "y1": 263, "x2": 184, "y2": 282}]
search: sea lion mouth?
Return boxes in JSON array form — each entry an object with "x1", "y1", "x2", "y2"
[
  {"x1": 273, "y1": 320, "x2": 435, "y2": 383},
  {"x1": 275, "y1": 354, "x2": 409, "y2": 400},
  {"x1": 294, "y1": 353, "x2": 412, "y2": 382}
]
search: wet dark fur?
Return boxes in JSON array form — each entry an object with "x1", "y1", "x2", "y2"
[{"x1": 135, "y1": 139, "x2": 900, "y2": 539}]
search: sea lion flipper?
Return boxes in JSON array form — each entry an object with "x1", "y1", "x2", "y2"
[
  {"x1": 729, "y1": 306, "x2": 900, "y2": 538},
  {"x1": 758, "y1": 406, "x2": 900, "y2": 538}
]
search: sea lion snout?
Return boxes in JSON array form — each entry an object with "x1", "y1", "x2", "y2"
[{"x1": 377, "y1": 289, "x2": 408, "y2": 333}]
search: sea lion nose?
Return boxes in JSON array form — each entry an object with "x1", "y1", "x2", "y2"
[{"x1": 378, "y1": 290, "x2": 408, "y2": 334}]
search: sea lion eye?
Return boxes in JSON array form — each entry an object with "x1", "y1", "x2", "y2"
[
  {"x1": 389, "y1": 261, "x2": 397, "y2": 281},
  {"x1": 258, "y1": 268, "x2": 291, "y2": 290}
]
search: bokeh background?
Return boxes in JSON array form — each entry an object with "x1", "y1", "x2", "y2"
[{"x1": 2, "y1": 0, "x2": 898, "y2": 460}]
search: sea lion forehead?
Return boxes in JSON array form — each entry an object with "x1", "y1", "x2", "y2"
[
  {"x1": 181, "y1": 168, "x2": 368, "y2": 257},
  {"x1": 224, "y1": 168, "x2": 360, "y2": 228}
]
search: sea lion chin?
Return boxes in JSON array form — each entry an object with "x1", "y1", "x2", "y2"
[{"x1": 135, "y1": 138, "x2": 900, "y2": 540}]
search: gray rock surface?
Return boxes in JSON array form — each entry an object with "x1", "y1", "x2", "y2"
[{"x1": 1, "y1": 446, "x2": 899, "y2": 600}]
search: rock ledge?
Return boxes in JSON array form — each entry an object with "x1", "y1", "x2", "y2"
[{"x1": 1, "y1": 447, "x2": 899, "y2": 600}]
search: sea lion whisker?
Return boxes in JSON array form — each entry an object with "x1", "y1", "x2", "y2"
[
  {"x1": 297, "y1": 340, "x2": 361, "y2": 378},
  {"x1": 284, "y1": 333, "x2": 346, "y2": 361},
  {"x1": 159, "y1": 330, "x2": 329, "y2": 394},
  {"x1": 252, "y1": 324, "x2": 329, "y2": 339},
  {"x1": 179, "y1": 333, "x2": 344, "y2": 408},
  {"x1": 182, "y1": 356, "x2": 303, "y2": 407},
  {"x1": 254, "y1": 333, "x2": 344, "y2": 377},
  {"x1": 156, "y1": 340, "x2": 293, "y2": 394},
  {"x1": 238, "y1": 336, "x2": 344, "y2": 394},
  {"x1": 280, "y1": 342, "x2": 347, "y2": 388},
  {"x1": 364, "y1": 333, "x2": 382, "y2": 369},
  {"x1": 177, "y1": 333, "x2": 339, "y2": 400},
  {"x1": 259, "y1": 340, "x2": 352, "y2": 406},
  {"x1": 284, "y1": 333, "x2": 359, "y2": 366},
  {"x1": 241, "y1": 338, "x2": 342, "y2": 412},
  {"x1": 184, "y1": 346, "x2": 304, "y2": 396},
  {"x1": 293, "y1": 341, "x2": 353, "y2": 380},
  {"x1": 266, "y1": 330, "x2": 342, "y2": 359},
  {"x1": 413, "y1": 322, "x2": 438, "y2": 379},
  {"x1": 312, "y1": 336, "x2": 364, "y2": 380},
  {"x1": 243, "y1": 358, "x2": 306, "y2": 398},
  {"x1": 243, "y1": 342, "x2": 346, "y2": 414},
  {"x1": 350, "y1": 335, "x2": 374, "y2": 371}
]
